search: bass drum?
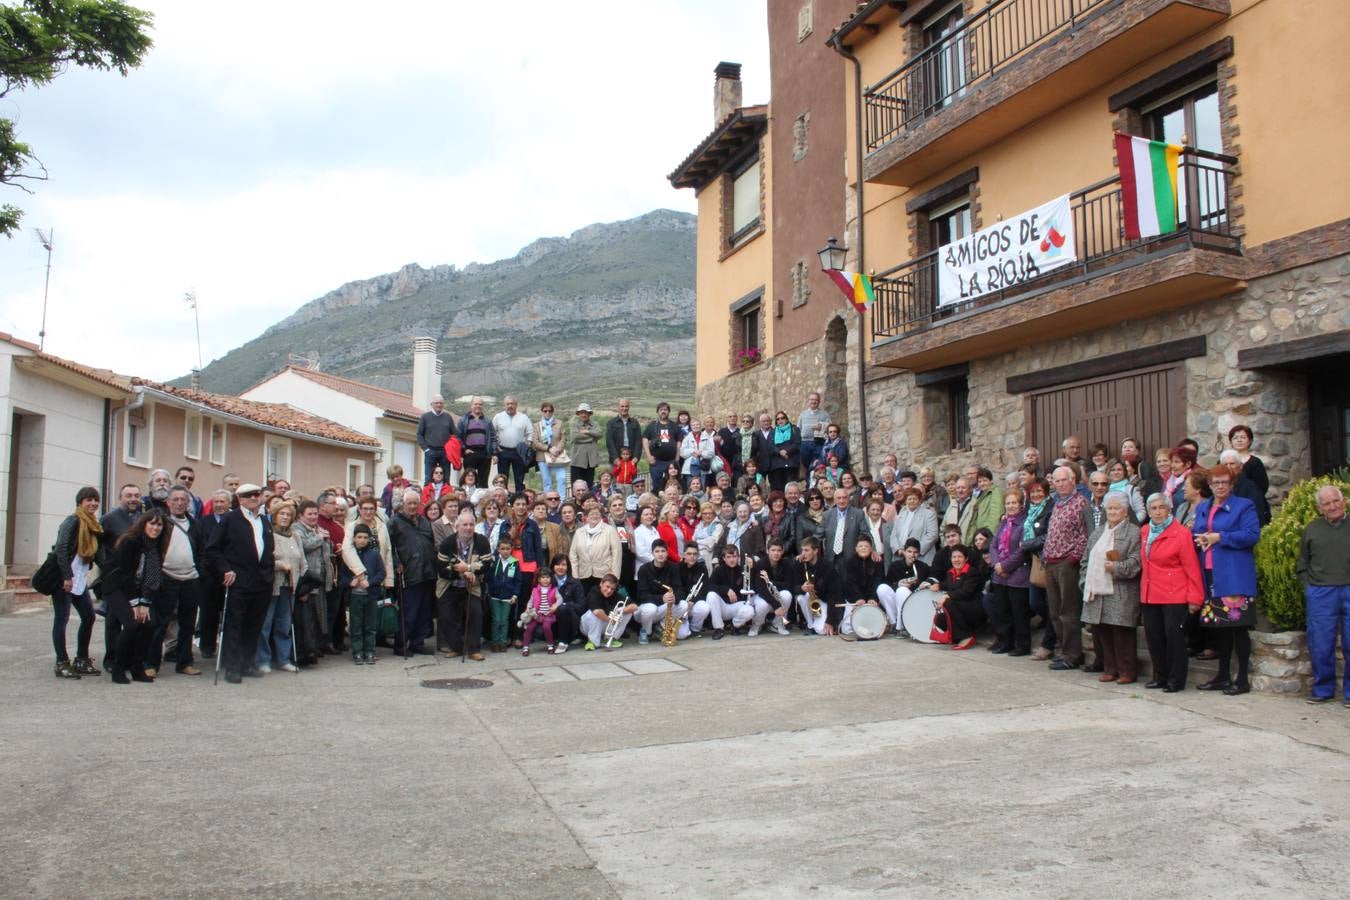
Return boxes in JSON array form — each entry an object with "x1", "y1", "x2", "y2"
[
  {"x1": 849, "y1": 604, "x2": 888, "y2": 641},
  {"x1": 900, "y1": 592, "x2": 941, "y2": 644}
]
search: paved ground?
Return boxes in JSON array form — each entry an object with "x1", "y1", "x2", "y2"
[{"x1": 4, "y1": 606, "x2": 1350, "y2": 898}]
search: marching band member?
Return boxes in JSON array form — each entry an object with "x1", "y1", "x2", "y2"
[
  {"x1": 795, "y1": 537, "x2": 841, "y2": 636},
  {"x1": 839, "y1": 535, "x2": 886, "y2": 635},
  {"x1": 755, "y1": 539, "x2": 799, "y2": 636},
  {"x1": 878, "y1": 539, "x2": 931, "y2": 635},
  {"x1": 634, "y1": 540, "x2": 687, "y2": 644},
  {"x1": 581, "y1": 574, "x2": 636, "y2": 651},
  {"x1": 678, "y1": 542, "x2": 712, "y2": 636},
  {"x1": 704, "y1": 545, "x2": 756, "y2": 640}
]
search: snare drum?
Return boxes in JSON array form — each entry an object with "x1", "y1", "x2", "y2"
[
  {"x1": 900, "y1": 592, "x2": 941, "y2": 643},
  {"x1": 849, "y1": 604, "x2": 888, "y2": 641}
]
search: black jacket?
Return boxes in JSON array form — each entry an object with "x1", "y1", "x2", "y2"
[
  {"x1": 636, "y1": 561, "x2": 683, "y2": 605},
  {"x1": 885, "y1": 557, "x2": 932, "y2": 588},
  {"x1": 205, "y1": 509, "x2": 275, "y2": 592},
  {"x1": 605, "y1": 415, "x2": 643, "y2": 463},
  {"x1": 840, "y1": 555, "x2": 885, "y2": 603},
  {"x1": 101, "y1": 536, "x2": 149, "y2": 602},
  {"x1": 387, "y1": 512, "x2": 437, "y2": 585},
  {"x1": 755, "y1": 556, "x2": 800, "y2": 608},
  {"x1": 800, "y1": 557, "x2": 842, "y2": 626},
  {"x1": 554, "y1": 576, "x2": 587, "y2": 616}
]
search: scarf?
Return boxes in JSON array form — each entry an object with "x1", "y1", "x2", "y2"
[
  {"x1": 774, "y1": 423, "x2": 792, "y2": 444},
  {"x1": 948, "y1": 562, "x2": 970, "y2": 580},
  {"x1": 1085, "y1": 523, "x2": 1119, "y2": 597},
  {"x1": 75, "y1": 506, "x2": 103, "y2": 562},
  {"x1": 540, "y1": 417, "x2": 555, "y2": 444},
  {"x1": 997, "y1": 516, "x2": 1016, "y2": 558},
  {"x1": 1146, "y1": 516, "x2": 1173, "y2": 555},
  {"x1": 1110, "y1": 478, "x2": 1130, "y2": 493},
  {"x1": 1022, "y1": 499, "x2": 1047, "y2": 543},
  {"x1": 739, "y1": 428, "x2": 753, "y2": 460}
]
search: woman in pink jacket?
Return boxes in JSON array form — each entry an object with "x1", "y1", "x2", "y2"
[{"x1": 1139, "y1": 492, "x2": 1205, "y2": 692}]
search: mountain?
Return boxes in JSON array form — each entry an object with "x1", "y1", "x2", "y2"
[{"x1": 190, "y1": 209, "x2": 697, "y2": 413}]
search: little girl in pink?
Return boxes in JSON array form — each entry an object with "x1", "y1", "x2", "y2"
[{"x1": 522, "y1": 570, "x2": 560, "y2": 656}]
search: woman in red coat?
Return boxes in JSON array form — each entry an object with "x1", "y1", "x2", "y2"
[{"x1": 1140, "y1": 492, "x2": 1205, "y2": 692}]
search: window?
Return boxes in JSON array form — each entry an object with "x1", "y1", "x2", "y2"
[
  {"x1": 730, "y1": 288, "x2": 764, "y2": 368},
  {"x1": 920, "y1": 2, "x2": 967, "y2": 116},
  {"x1": 948, "y1": 379, "x2": 970, "y2": 450},
  {"x1": 264, "y1": 437, "x2": 291, "y2": 483},
  {"x1": 740, "y1": 303, "x2": 761, "y2": 354},
  {"x1": 730, "y1": 157, "x2": 762, "y2": 243},
  {"x1": 347, "y1": 459, "x2": 367, "y2": 494},
  {"x1": 124, "y1": 405, "x2": 152, "y2": 467},
  {"x1": 209, "y1": 421, "x2": 227, "y2": 465},
  {"x1": 183, "y1": 412, "x2": 202, "y2": 460},
  {"x1": 1144, "y1": 78, "x2": 1225, "y2": 231},
  {"x1": 394, "y1": 438, "x2": 419, "y2": 478},
  {"x1": 928, "y1": 195, "x2": 972, "y2": 248}
]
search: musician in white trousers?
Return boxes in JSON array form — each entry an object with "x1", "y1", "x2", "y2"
[
  {"x1": 634, "y1": 541, "x2": 692, "y2": 642},
  {"x1": 581, "y1": 575, "x2": 636, "y2": 649},
  {"x1": 875, "y1": 583, "x2": 912, "y2": 631},
  {"x1": 704, "y1": 546, "x2": 767, "y2": 638},
  {"x1": 795, "y1": 537, "x2": 840, "y2": 636}
]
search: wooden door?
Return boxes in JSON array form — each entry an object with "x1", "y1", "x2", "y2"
[{"x1": 1028, "y1": 364, "x2": 1186, "y2": 465}]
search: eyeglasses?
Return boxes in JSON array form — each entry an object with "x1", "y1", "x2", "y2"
[
  {"x1": 546, "y1": 496, "x2": 560, "y2": 502},
  {"x1": 1090, "y1": 481, "x2": 1109, "y2": 487},
  {"x1": 179, "y1": 476, "x2": 194, "y2": 484}
]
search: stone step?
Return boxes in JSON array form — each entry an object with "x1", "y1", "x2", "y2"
[{"x1": 5, "y1": 575, "x2": 31, "y2": 591}]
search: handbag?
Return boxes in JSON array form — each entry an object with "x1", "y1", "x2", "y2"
[
  {"x1": 1029, "y1": 554, "x2": 1047, "y2": 588},
  {"x1": 31, "y1": 551, "x2": 62, "y2": 596}
]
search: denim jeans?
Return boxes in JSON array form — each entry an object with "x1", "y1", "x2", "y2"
[
  {"x1": 539, "y1": 462, "x2": 569, "y2": 496},
  {"x1": 52, "y1": 589, "x2": 96, "y2": 662},
  {"x1": 256, "y1": 586, "x2": 294, "y2": 667}
]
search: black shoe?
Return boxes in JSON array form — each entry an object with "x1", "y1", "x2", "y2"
[
  {"x1": 242, "y1": 667, "x2": 265, "y2": 678},
  {"x1": 991, "y1": 646, "x2": 1010, "y2": 655},
  {"x1": 130, "y1": 667, "x2": 154, "y2": 683},
  {"x1": 412, "y1": 644, "x2": 433, "y2": 655},
  {"x1": 1196, "y1": 678, "x2": 1230, "y2": 691},
  {"x1": 199, "y1": 646, "x2": 217, "y2": 659},
  {"x1": 110, "y1": 668, "x2": 131, "y2": 685},
  {"x1": 1163, "y1": 684, "x2": 1183, "y2": 693},
  {"x1": 72, "y1": 657, "x2": 101, "y2": 676},
  {"x1": 224, "y1": 670, "x2": 243, "y2": 684},
  {"x1": 1306, "y1": 695, "x2": 1333, "y2": 705},
  {"x1": 53, "y1": 660, "x2": 81, "y2": 679},
  {"x1": 712, "y1": 629, "x2": 725, "y2": 641},
  {"x1": 1049, "y1": 659, "x2": 1079, "y2": 671},
  {"x1": 1083, "y1": 662, "x2": 1105, "y2": 674},
  {"x1": 353, "y1": 656, "x2": 364, "y2": 665},
  {"x1": 1223, "y1": 681, "x2": 1251, "y2": 696},
  {"x1": 1007, "y1": 649, "x2": 1030, "y2": 657},
  {"x1": 1144, "y1": 681, "x2": 1164, "y2": 690}
]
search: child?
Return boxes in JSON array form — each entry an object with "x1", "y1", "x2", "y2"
[
  {"x1": 485, "y1": 538, "x2": 524, "y2": 654},
  {"x1": 341, "y1": 524, "x2": 385, "y2": 665},
  {"x1": 613, "y1": 446, "x2": 637, "y2": 496},
  {"x1": 522, "y1": 569, "x2": 560, "y2": 656}
]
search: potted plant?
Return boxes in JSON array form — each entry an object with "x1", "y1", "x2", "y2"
[{"x1": 735, "y1": 346, "x2": 762, "y2": 369}]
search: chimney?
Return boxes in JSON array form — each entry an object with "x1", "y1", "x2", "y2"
[
  {"x1": 190, "y1": 368, "x2": 201, "y2": 390},
  {"x1": 714, "y1": 61, "x2": 742, "y2": 124},
  {"x1": 412, "y1": 336, "x2": 438, "y2": 410}
]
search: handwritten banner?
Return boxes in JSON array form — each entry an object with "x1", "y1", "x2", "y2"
[{"x1": 937, "y1": 193, "x2": 1076, "y2": 306}]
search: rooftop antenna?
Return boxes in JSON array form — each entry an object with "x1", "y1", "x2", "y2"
[
  {"x1": 33, "y1": 228, "x2": 53, "y2": 350},
  {"x1": 185, "y1": 290, "x2": 203, "y2": 384}
]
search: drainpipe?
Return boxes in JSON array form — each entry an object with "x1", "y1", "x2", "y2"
[
  {"x1": 100, "y1": 399, "x2": 112, "y2": 504},
  {"x1": 828, "y1": 35, "x2": 870, "y2": 476}
]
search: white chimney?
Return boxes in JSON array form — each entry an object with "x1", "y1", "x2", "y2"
[{"x1": 412, "y1": 336, "x2": 438, "y2": 410}]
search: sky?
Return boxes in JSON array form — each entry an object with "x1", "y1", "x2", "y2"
[{"x1": 0, "y1": 0, "x2": 769, "y2": 380}]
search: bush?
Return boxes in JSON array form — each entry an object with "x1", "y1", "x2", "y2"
[{"x1": 1255, "y1": 471, "x2": 1350, "y2": 631}]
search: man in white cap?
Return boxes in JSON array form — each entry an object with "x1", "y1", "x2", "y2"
[
  {"x1": 417, "y1": 394, "x2": 455, "y2": 483},
  {"x1": 204, "y1": 483, "x2": 275, "y2": 683},
  {"x1": 570, "y1": 402, "x2": 603, "y2": 488},
  {"x1": 492, "y1": 395, "x2": 533, "y2": 493}
]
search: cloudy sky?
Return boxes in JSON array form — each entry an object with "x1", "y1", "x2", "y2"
[{"x1": 0, "y1": 1, "x2": 768, "y2": 380}]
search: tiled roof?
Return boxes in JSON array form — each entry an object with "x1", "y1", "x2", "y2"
[
  {"x1": 265, "y1": 365, "x2": 422, "y2": 421},
  {"x1": 668, "y1": 104, "x2": 769, "y2": 190},
  {"x1": 827, "y1": 0, "x2": 893, "y2": 48},
  {"x1": 0, "y1": 331, "x2": 134, "y2": 392},
  {"x1": 136, "y1": 380, "x2": 381, "y2": 448}
]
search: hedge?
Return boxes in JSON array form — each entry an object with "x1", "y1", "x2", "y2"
[{"x1": 1255, "y1": 471, "x2": 1350, "y2": 632}]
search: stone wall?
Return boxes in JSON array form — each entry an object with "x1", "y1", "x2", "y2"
[
  {"x1": 1250, "y1": 631, "x2": 1315, "y2": 695},
  {"x1": 857, "y1": 255, "x2": 1347, "y2": 491}
]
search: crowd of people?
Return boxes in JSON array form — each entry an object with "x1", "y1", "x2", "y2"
[{"x1": 42, "y1": 392, "x2": 1350, "y2": 706}]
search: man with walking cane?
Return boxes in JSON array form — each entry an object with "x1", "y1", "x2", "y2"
[
  {"x1": 205, "y1": 484, "x2": 275, "y2": 684},
  {"x1": 387, "y1": 489, "x2": 437, "y2": 655},
  {"x1": 435, "y1": 512, "x2": 489, "y2": 661}
]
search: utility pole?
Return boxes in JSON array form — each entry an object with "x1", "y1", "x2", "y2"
[
  {"x1": 185, "y1": 290, "x2": 203, "y2": 385},
  {"x1": 34, "y1": 228, "x2": 53, "y2": 351}
]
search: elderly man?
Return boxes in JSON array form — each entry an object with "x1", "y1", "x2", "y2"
[
  {"x1": 943, "y1": 477, "x2": 977, "y2": 541},
  {"x1": 1220, "y1": 448, "x2": 1271, "y2": 525},
  {"x1": 1300, "y1": 486, "x2": 1350, "y2": 706},
  {"x1": 822, "y1": 485, "x2": 865, "y2": 566},
  {"x1": 797, "y1": 391, "x2": 831, "y2": 477},
  {"x1": 1061, "y1": 436, "x2": 1084, "y2": 466},
  {"x1": 416, "y1": 394, "x2": 455, "y2": 483},
  {"x1": 1042, "y1": 466, "x2": 1090, "y2": 670},
  {"x1": 606, "y1": 397, "x2": 643, "y2": 468},
  {"x1": 197, "y1": 490, "x2": 232, "y2": 657},
  {"x1": 205, "y1": 483, "x2": 275, "y2": 683},
  {"x1": 146, "y1": 485, "x2": 205, "y2": 677},
  {"x1": 435, "y1": 513, "x2": 491, "y2": 660},
  {"x1": 144, "y1": 468, "x2": 173, "y2": 512},
  {"x1": 456, "y1": 396, "x2": 497, "y2": 488},
  {"x1": 1022, "y1": 447, "x2": 1042, "y2": 476},
  {"x1": 387, "y1": 488, "x2": 437, "y2": 654},
  {"x1": 492, "y1": 395, "x2": 533, "y2": 493}
]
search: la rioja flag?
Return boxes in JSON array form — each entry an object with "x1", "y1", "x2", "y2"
[{"x1": 1115, "y1": 133, "x2": 1187, "y2": 241}]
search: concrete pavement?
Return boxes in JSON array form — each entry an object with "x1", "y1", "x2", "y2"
[{"x1": 3, "y1": 606, "x2": 1350, "y2": 898}]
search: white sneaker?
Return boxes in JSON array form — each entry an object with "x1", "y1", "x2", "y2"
[
  {"x1": 747, "y1": 624, "x2": 760, "y2": 637},
  {"x1": 773, "y1": 620, "x2": 789, "y2": 636},
  {"x1": 279, "y1": 662, "x2": 299, "y2": 673},
  {"x1": 554, "y1": 642, "x2": 568, "y2": 654},
  {"x1": 256, "y1": 663, "x2": 272, "y2": 674}
]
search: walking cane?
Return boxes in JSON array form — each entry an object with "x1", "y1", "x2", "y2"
[
  {"x1": 288, "y1": 573, "x2": 297, "y2": 668},
  {"x1": 213, "y1": 586, "x2": 230, "y2": 686},
  {"x1": 397, "y1": 570, "x2": 409, "y2": 662}
]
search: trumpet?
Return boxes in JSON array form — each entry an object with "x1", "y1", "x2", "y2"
[
  {"x1": 739, "y1": 557, "x2": 755, "y2": 596},
  {"x1": 602, "y1": 597, "x2": 626, "y2": 647},
  {"x1": 675, "y1": 574, "x2": 705, "y2": 629}
]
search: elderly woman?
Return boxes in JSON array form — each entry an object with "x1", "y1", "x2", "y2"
[
  {"x1": 922, "y1": 543, "x2": 984, "y2": 650},
  {"x1": 569, "y1": 403, "x2": 604, "y2": 488},
  {"x1": 531, "y1": 402, "x2": 570, "y2": 497},
  {"x1": 1192, "y1": 465, "x2": 1262, "y2": 695},
  {"x1": 1079, "y1": 493, "x2": 1143, "y2": 683},
  {"x1": 765, "y1": 410, "x2": 801, "y2": 493},
  {"x1": 293, "y1": 500, "x2": 333, "y2": 665},
  {"x1": 987, "y1": 490, "x2": 1032, "y2": 656},
  {"x1": 1164, "y1": 445, "x2": 1198, "y2": 514},
  {"x1": 693, "y1": 501, "x2": 725, "y2": 571},
  {"x1": 50, "y1": 486, "x2": 104, "y2": 679},
  {"x1": 1177, "y1": 469, "x2": 1210, "y2": 530},
  {"x1": 1139, "y1": 492, "x2": 1204, "y2": 692},
  {"x1": 820, "y1": 423, "x2": 849, "y2": 472},
  {"x1": 258, "y1": 500, "x2": 306, "y2": 674},
  {"x1": 473, "y1": 498, "x2": 505, "y2": 550},
  {"x1": 717, "y1": 500, "x2": 766, "y2": 562},
  {"x1": 862, "y1": 498, "x2": 893, "y2": 569},
  {"x1": 1104, "y1": 458, "x2": 1146, "y2": 523},
  {"x1": 890, "y1": 487, "x2": 939, "y2": 564}
]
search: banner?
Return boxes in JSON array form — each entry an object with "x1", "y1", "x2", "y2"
[{"x1": 937, "y1": 193, "x2": 1076, "y2": 306}]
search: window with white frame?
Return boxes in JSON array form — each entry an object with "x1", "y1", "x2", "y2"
[
  {"x1": 184, "y1": 412, "x2": 203, "y2": 459},
  {"x1": 264, "y1": 436, "x2": 292, "y2": 483},
  {"x1": 209, "y1": 421, "x2": 227, "y2": 465},
  {"x1": 347, "y1": 459, "x2": 367, "y2": 493},
  {"x1": 730, "y1": 157, "x2": 762, "y2": 244},
  {"x1": 124, "y1": 405, "x2": 152, "y2": 467}
]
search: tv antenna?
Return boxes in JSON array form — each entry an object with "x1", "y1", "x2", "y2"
[{"x1": 33, "y1": 228, "x2": 53, "y2": 350}]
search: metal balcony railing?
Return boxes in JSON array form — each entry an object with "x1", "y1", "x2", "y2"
[
  {"x1": 865, "y1": 0, "x2": 1110, "y2": 153},
  {"x1": 870, "y1": 149, "x2": 1239, "y2": 340}
]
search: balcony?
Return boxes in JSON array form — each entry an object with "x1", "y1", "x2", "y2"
[
  {"x1": 863, "y1": 0, "x2": 1230, "y2": 186},
  {"x1": 870, "y1": 150, "x2": 1245, "y2": 371}
]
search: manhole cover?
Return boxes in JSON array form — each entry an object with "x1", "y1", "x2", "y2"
[{"x1": 421, "y1": 677, "x2": 493, "y2": 690}]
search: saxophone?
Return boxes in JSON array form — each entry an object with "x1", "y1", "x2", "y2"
[
  {"x1": 660, "y1": 583, "x2": 678, "y2": 647},
  {"x1": 804, "y1": 564, "x2": 823, "y2": 618}
]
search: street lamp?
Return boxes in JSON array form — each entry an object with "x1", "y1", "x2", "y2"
[{"x1": 817, "y1": 235, "x2": 847, "y2": 272}]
